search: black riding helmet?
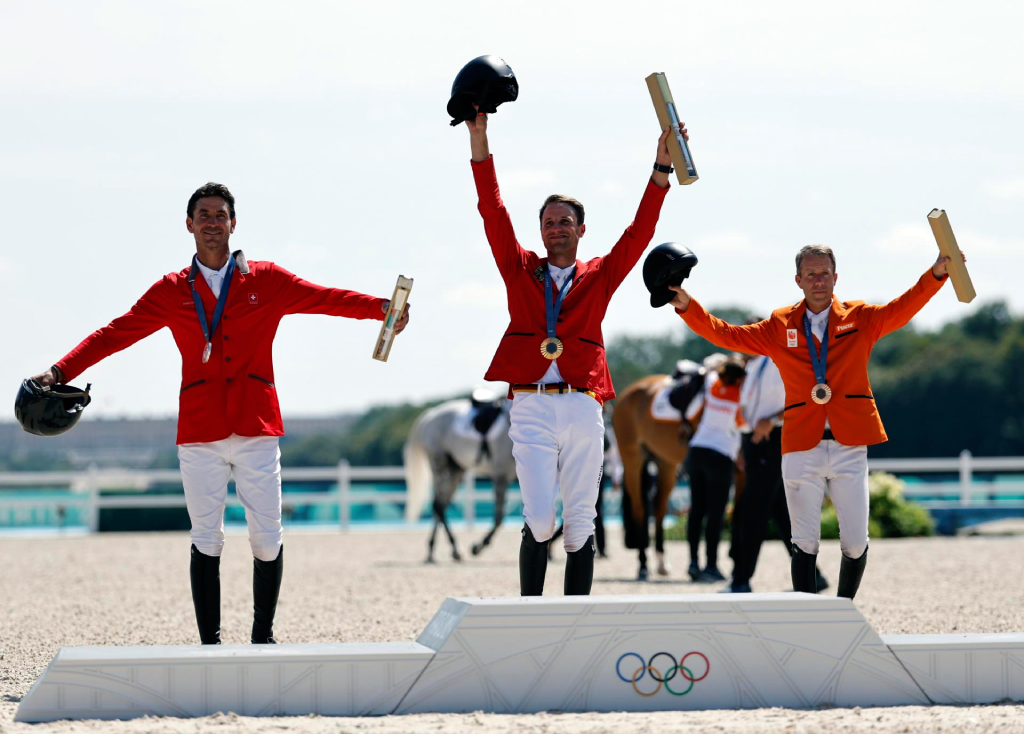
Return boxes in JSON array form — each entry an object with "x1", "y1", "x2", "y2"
[
  {"x1": 14, "y1": 379, "x2": 92, "y2": 436},
  {"x1": 643, "y1": 243, "x2": 699, "y2": 308},
  {"x1": 447, "y1": 55, "x2": 519, "y2": 127}
]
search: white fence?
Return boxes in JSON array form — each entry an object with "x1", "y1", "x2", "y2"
[{"x1": 1, "y1": 451, "x2": 1024, "y2": 533}]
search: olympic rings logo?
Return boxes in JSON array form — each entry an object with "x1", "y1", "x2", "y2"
[{"x1": 615, "y1": 651, "x2": 710, "y2": 697}]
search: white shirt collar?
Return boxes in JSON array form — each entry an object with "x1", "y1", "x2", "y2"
[
  {"x1": 194, "y1": 257, "x2": 229, "y2": 280},
  {"x1": 547, "y1": 262, "x2": 575, "y2": 277},
  {"x1": 807, "y1": 305, "x2": 830, "y2": 325}
]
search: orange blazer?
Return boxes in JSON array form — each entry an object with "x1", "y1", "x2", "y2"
[{"x1": 678, "y1": 270, "x2": 947, "y2": 454}]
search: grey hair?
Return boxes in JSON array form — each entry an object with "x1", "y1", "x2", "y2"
[{"x1": 795, "y1": 244, "x2": 836, "y2": 274}]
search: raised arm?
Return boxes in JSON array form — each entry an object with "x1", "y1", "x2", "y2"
[
  {"x1": 466, "y1": 109, "x2": 528, "y2": 281},
  {"x1": 599, "y1": 125, "x2": 684, "y2": 291},
  {"x1": 868, "y1": 254, "x2": 954, "y2": 339},
  {"x1": 274, "y1": 264, "x2": 390, "y2": 321},
  {"x1": 671, "y1": 287, "x2": 774, "y2": 357},
  {"x1": 39, "y1": 278, "x2": 173, "y2": 384}
]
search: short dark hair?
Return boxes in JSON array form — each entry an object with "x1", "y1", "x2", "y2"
[
  {"x1": 538, "y1": 194, "x2": 585, "y2": 226},
  {"x1": 187, "y1": 182, "x2": 235, "y2": 219},
  {"x1": 795, "y1": 244, "x2": 835, "y2": 274}
]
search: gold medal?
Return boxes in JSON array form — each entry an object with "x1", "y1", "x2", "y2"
[
  {"x1": 540, "y1": 337, "x2": 563, "y2": 360},
  {"x1": 202, "y1": 341, "x2": 212, "y2": 364},
  {"x1": 811, "y1": 383, "x2": 832, "y2": 405}
]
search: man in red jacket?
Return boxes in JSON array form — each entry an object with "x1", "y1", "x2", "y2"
[
  {"x1": 31, "y1": 182, "x2": 409, "y2": 644},
  {"x1": 465, "y1": 107, "x2": 684, "y2": 595}
]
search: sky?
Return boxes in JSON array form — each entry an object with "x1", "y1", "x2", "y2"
[{"x1": 1, "y1": 1, "x2": 1022, "y2": 419}]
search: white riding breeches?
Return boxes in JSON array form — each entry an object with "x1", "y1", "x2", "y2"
[
  {"x1": 177, "y1": 434, "x2": 283, "y2": 562},
  {"x1": 782, "y1": 439, "x2": 869, "y2": 558},
  {"x1": 508, "y1": 391, "x2": 605, "y2": 552}
]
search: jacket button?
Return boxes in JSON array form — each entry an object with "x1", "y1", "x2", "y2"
[
  {"x1": 223, "y1": 335, "x2": 229, "y2": 340},
  {"x1": 557, "y1": 318, "x2": 563, "y2": 323},
  {"x1": 225, "y1": 357, "x2": 231, "y2": 362},
  {"x1": 226, "y1": 378, "x2": 232, "y2": 384}
]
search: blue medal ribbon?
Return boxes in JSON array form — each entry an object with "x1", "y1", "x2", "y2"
[
  {"x1": 803, "y1": 313, "x2": 829, "y2": 385},
  {"x1": 190, "y1": 254, "x2": 236, "y2": 360},
  {"x1": 544, "y1": 265, "x2": 575, "y2": 342}
]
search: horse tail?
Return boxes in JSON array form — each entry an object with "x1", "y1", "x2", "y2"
[{"x1": 403, "y1": 418, "x2": 433, "y2": 523}]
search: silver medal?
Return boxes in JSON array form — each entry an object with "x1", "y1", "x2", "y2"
[{"x1": 202, "y1": 341, "x2": 212, "y2": 364}]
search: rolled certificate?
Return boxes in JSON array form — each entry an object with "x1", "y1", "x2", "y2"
[
  {"x1": 372, "y1": 275, "x2": 414, "y2": 362},
  {"x1": 646, "y1": 72, "x2": 698, "y2": 185}
]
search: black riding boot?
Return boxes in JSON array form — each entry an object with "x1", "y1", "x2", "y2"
[
  {"x1": 790, "y1": 545, "x2": 818, "y2": 593},
  {"x1": 837, "y1": 546, "x2": 868, "y2": 600},
  {"x1": 519, "y1": 525, "x2": 549, "y2": 596},
  {"x1": 252, "y1": 545, "x2": 283, "y2": 644},
  {"x1": 564, "y1": 535, "x2": 596, "y2": 596},
  {"x1": 189, "y1": 544, "x2": 221, "y2": 645}
]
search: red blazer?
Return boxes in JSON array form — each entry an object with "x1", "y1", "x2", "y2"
[
  {"x1": 473, "y1": 156, "x2": 669, "y2": 403},
  {"x1": 56, "y1": 259, "x2": 385, "y2": 444},
  {"x1": 679, "y1": 270, "x2": 947, "y2": 453}
]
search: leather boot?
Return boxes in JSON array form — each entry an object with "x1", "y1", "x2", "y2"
[
  {"x1": 564, "y1": 535, "x2": 596, "y2": 596},
  {"x1": 252, "y1": 545, "x2": 283, "y2": 644},
  {"x1": 519, "y1": 525, "x2": 549, "y2": 596},
  {"x1": 790, "y1": 545, "x2": 818, "y2": 593},
  {"x1": 189, "y1": 544, "x2": 221, "y2": 645},
  {"x1": 837, "y1": 546, "x2": 868, "y2": 600}
]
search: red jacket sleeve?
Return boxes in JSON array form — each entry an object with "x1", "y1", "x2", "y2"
[
  {"x1": 678, "y1": 297, "x2": 774, "y2": 357},
  {"x1": 56, "y1": 277, "x2": 172, "y2": 382},
  {"x1": 272, "y1": 264, "x2": 386, "y2": 320},
  {"x1": 472, "y1": 156, "x2": 530, "y2": 283},
  {"x1": 866, "y1": 269, "x2": 948, "y2": 340},
  {"x1": 597, "y1": 177, "x2": 670, "y2": 295}
]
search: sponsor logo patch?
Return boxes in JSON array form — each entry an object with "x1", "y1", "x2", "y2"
[
  {"x1": 787, "y1": 329, "x2": 798, "y2": 347},
  {"x1": 836, "y1": 322, "x2": 856, "y2": 332}
]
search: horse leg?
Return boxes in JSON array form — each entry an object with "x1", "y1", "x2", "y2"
[
  {"x1": 427, "y1": 517, "x2": 438, "y2": 563},
  {"x1": 638, "y1": 547, "x2": 649, "y2": 581},
  {"x1": 472, "y1": 475, "x2": 507, "y2": 556},
  {"x1": 652, "y1": 456, "x2": 678, "y2": 576}
]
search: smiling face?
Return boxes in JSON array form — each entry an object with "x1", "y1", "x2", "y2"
[
  {"x1": 186, "y1": 196, "x2": 235, "y2": 265},
  {"x1": 540, "y1": 202, "x2": 585, "y2": 265},
  {"x1": 795, "y1": 254, "x2": 838, "y2": 313}
]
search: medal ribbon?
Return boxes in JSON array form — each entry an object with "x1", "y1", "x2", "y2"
[
  {"x1": 190, "y1": 254, "x2": 236, "y2": 349},
  {"x1": 544, "y1": 265, "x2": 576, "y2": 342},
  {"x1": 803, "y1": 313, "x2": 829, "y2": 386}
]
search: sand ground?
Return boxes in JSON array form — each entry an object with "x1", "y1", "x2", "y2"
[{"x1": 2, "y1": 528, "x2": 1024, "y2": 733}]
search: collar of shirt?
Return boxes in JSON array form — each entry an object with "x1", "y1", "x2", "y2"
[
  {"x1": 547, "y1": 262, "x2": 575, "y2": 288},
  {"x1": 807, "y1": 305, "x2": 829, "y2": 341},
  {"x1": 194, "y1": 258, "x2": 230, "y2": 296}
]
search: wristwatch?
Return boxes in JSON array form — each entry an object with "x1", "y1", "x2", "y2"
[{"x1": 653, "y1": 162, "x2": 674, "y2": 174}]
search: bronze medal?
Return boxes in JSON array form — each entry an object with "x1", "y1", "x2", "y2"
[
  {"x1": 811, "y1": 383, "x2": 832, "y2": 405},
  {"x1": 540, "y1": 337, "x2": 563, "y2": 360}
]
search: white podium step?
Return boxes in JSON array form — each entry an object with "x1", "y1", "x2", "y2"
[
  {"x1": 15, "y1": 642, "x2": 433, "y2": 722},
  {"x1": 398, "y1": 593, "x2": 929, "y2": 713},
  {"x1": 884, "y1": 633, "x2": 1024, "y2": 704},
  {"x1": 16, "y1": 594, "x2": 1024, "y2": 722}
]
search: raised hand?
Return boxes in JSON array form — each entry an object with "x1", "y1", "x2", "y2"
[
  {"x1": 668, "y1": 284, "x2": 691, "y2": 312},
  {"x1": 932, "y1": 251, "x2": 967, "y2": 278},
  {"x1": 656, "y1": 121, "x2": 688, "y2": 166},
  {"x1": 465, "y1": 104, "x2": 490, "y2": 162}
]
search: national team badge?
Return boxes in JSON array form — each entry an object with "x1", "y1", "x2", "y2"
[
  {"x1": 787, "y1": 329, "x2": 798, "y2": 347},
  {"x1": 248, "y1": 293, "x2": 258, "y2": 305}
]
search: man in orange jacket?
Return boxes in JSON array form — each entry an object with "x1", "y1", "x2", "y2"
[
  {"x1": 465, "y1": 106, "x2": 685, "y2": 596},
  {"x1": 668, "y1": 244, "x2": 960, "y2": 599}
]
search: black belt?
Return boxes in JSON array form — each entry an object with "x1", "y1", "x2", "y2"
[{"x1": 822, "y1": 429, "x2": 835, "y2": 441}]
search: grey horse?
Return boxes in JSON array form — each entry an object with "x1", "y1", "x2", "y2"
[{"x1": 403, "y1": 391, "x2": 517, "y2": 563}]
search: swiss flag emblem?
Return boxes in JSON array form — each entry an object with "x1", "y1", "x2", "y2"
[{"x1": 248, "y1": 293, "x2": 258, "y2": 305}]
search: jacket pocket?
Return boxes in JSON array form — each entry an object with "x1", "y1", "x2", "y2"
[
  {"x1": 834, "y1": 329, "x2": 859, "y2": 340},
  {"x1": 845, "y1": 394, "x2": 874, "y2": 400},
  {"x1": 180, "y1": 379, "x2": 206, "y2": 394},
  {"x1": 248, "y1": 374, "x2": 275, "y2": 388},
  {"x1": 784, "y1": 402, "x2": 806, "y2": 411},
  {"x1": 501, "y1": 332, "x2": 536, "y2": 339},
  {"x1": 578, "y1": 337, "x2": 604, "y2": 350}
]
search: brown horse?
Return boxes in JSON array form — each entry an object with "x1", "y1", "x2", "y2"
[{"x1": 612, "y1": 374, "x2": 696, "y2": 581}]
